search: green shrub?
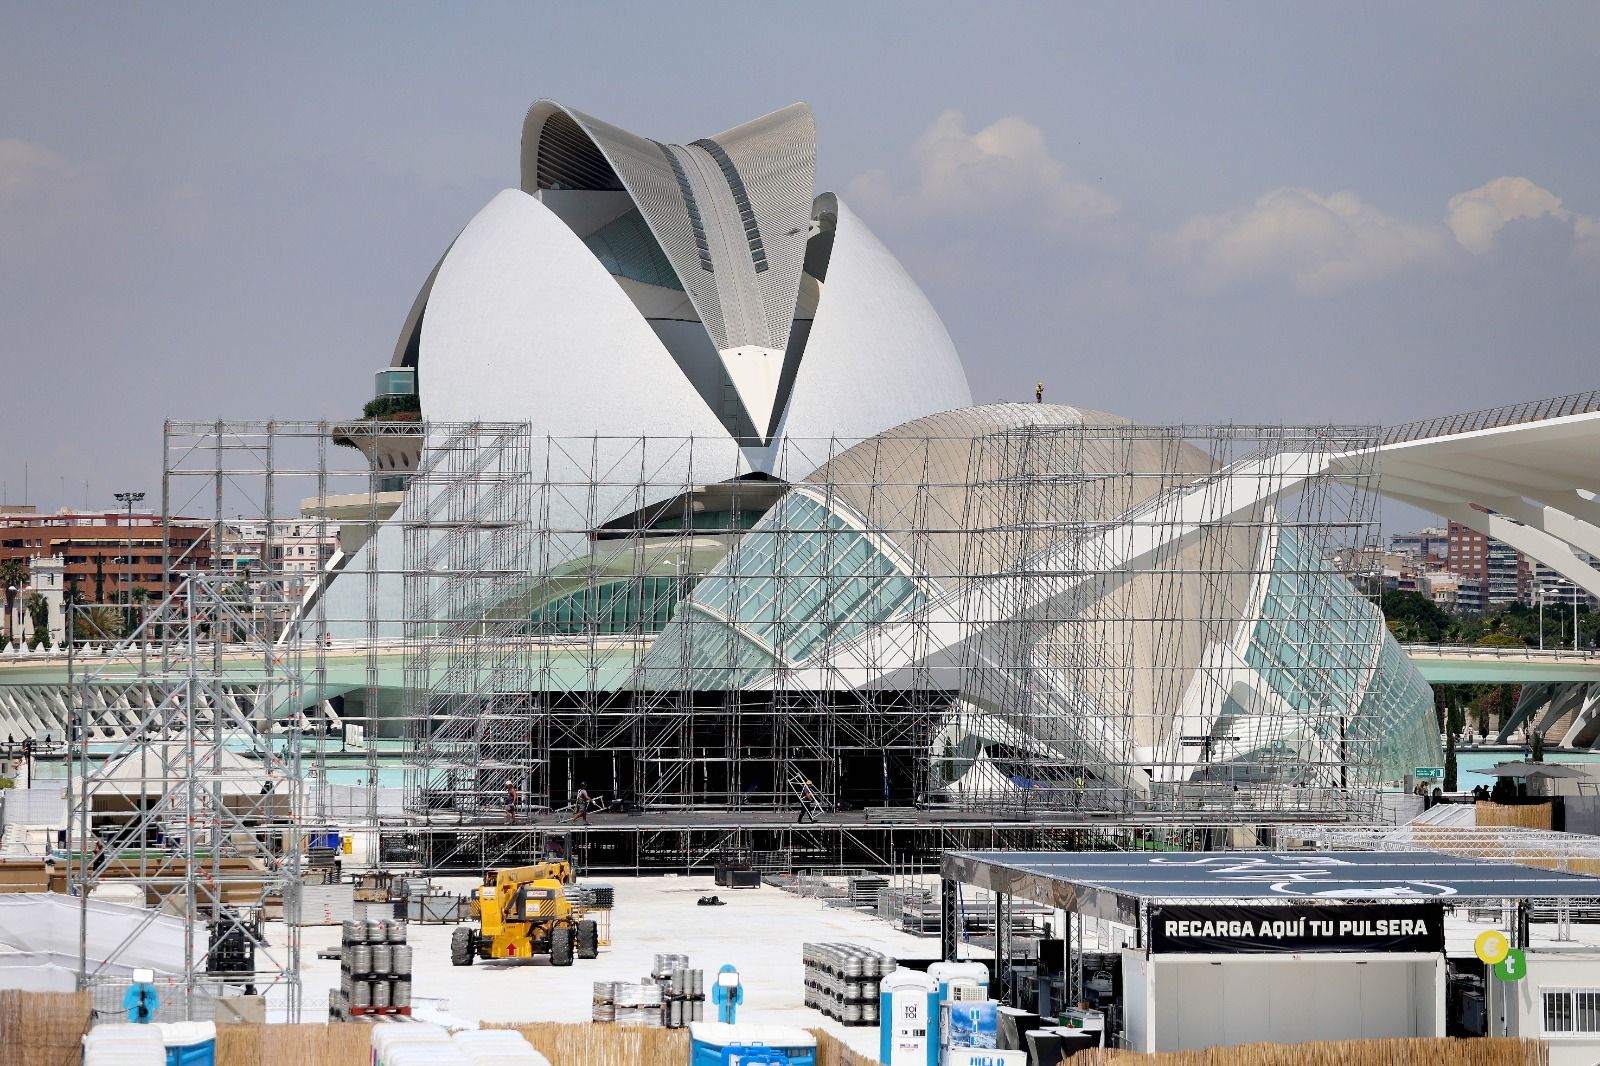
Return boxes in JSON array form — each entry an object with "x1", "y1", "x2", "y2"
[{"x1": 362, "y1": 394, "x2": 421, "y2": 419}]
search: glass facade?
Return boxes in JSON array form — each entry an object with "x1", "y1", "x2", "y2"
[
  {"x1": 641, "y1": 491, "x2": 925, "y2": 687},
  {"x1": 373, "y1": 368, "x2": 416, "y2": 396},
  {"x1": 583, "y1": 209, "x2": 683, "y2": 291},
  {"x1": 1241, "y1": 527, "x2": 1440, "y2": 782},
  {"x1": 530, "y1": 575, "x2": 690, "y2": 636}
]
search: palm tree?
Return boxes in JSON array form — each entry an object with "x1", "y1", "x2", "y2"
[
  {"x1": 0, "y1": 558, "x2": 29, "y2": 649},
  {"x1": 72, "y1": 605, "x2": 125, "y2": 644},
  {"x1": 23, "y1": 592, "x2": 47, "y2": 647}
]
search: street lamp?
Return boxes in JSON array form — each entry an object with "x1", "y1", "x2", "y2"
[{"x1": 112, "y1": 491, "x2": 145, "y2": 632}]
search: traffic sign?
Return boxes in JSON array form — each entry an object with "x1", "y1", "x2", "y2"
[
  {"x1": 1475, "y1": 930, "x2": 1510, "y2": 965},
  {"x1": 1415, "y1": 767, "x2": 1444, "y2": 781},
  {"x1": 1494, "y1": 948, "x2": 1527, "y2": 982}
]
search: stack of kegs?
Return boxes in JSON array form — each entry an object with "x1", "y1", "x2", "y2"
[
  {"x1": 331, "y1": 916, "x2": 413, "y2": 1017},
  {"x1": 658, "y1": 963, "x2": 705, "y2": 1028},
  {"x1": 802, "y1": 942, "x2": 894, "y2": 1026}
]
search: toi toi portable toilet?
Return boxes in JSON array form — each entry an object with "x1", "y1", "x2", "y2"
[
  {"x1": 879, "y1": 968, "x2": 937, "y2": 1066},
  {"x1": 927, "y1": 962, "x2": 989, "y2": 1003},
  {"x1": 156, "y1": 1022, "x2": 217, "y2": 1066},
  {"x1": 926, "y1": 961, "x2": 990, "y2": 1052},
  {"x1": 688, "y1": 1022, "x2": 816, "y2": 1066}
]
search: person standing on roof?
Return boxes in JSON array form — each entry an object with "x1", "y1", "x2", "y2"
[
  {"x1": 797, "y1": 779, "x2": 819, "y2": 824},
  {"x1": 1035, "y1": 382, "x2": 1044, "y2": 403}
]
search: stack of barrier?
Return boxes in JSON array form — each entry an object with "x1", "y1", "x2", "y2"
[
  {"x1": 802, "y1": 942, "x2": 893, "y2": 1026},
  {"x1": 609, "y1": 982, "x2": 664, "y2": 1027},
  {"x1": 591, "y1": 981, "x2": 617, "y2": 1023},
  {"x1": 331, "y1": 917, "x2": 413, "y2": 1018}
]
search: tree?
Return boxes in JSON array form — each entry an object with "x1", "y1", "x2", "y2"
[
  {"x1": 1378, "y1": 591, "x2": 1453, "y2": 643},
  {"x1": 23, "y1": 592, "x2": 47, "y2": 648},
  {"x1": 1531, "y1": 732, "x2": 1545, "y2": 762},
  {"x1": 72, "y1": 605, "x2": 125, "y2": 643},
  {"x1": 0, "y1": 557, "x2": 28, "y2": 648},
  {"x1": 92, "y1": 554, "x2": 105, "y2": 605},
  {"x1": 1444, "y1": 731, "x2": 1458, "y2": 792}
]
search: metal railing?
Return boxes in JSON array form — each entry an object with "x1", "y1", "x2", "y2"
[
  {"x1": 1382, "y1": 389, "x2": 1600, "y2": 446},
  {"x1": 1402, "y1": 643, "x2": 1600, "y2": 662}
]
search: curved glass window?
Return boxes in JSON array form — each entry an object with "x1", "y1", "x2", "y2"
[
  {"x1": 583, "y1": 209, "x2": 683, "y2": 291},
  {"x1": 530, "y1": 575, "x2": 689, "y2": 636},
  {"x1": 1242, "y1": 527, "x2": 1439, "y2": 781},
  {"x1": 639, "y1": 491, "x2": 926, "y2": 687}
]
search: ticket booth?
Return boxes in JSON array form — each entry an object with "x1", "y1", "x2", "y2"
[{"x1": 940, "y1": 848, "x2": 1600, "y2": 1054}]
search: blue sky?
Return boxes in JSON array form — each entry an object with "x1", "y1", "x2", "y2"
[{"x1": 2, "y1": 2, "x2": 1596, "y2": 514}]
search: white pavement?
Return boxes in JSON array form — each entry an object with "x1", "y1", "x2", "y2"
[{"x1": 281, "y1": 874, "x2": 943, "y2": 1056}]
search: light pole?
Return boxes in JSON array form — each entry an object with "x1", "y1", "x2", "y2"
[
  {"x1": 1539, "y1": 587, "x2": 1546, "y2": 651},
  {"x1": 112, "y1": 491, "x2": 145, "y2": 633}
]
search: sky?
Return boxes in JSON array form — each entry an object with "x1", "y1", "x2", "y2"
[{"x1": 2, "y1": 2, "x2": 1597, "y2": 523}]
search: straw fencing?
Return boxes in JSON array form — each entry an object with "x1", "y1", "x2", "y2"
[
  {"x1": 0, "y1": 989, "x2": 92, "y2": 1066},
  {"x1": 1073, "y1": 1037, "x2": 1547, "y2": 1066},
  {"x1": 485, "y1": 1021, "x2": 690, "y2": 1064},
  {"x1": 214, "y1": 1023, "x2": 373, "y2": 1066},
  {"x1": 1476, "y1": 802, "x2": 1556, "y2": 831}
]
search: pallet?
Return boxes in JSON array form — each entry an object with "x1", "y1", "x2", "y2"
[{"x1": 341, "y1": 1005, "x2": 412, "y2": 1017}]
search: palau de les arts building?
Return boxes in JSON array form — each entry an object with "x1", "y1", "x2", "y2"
[{"x1": 315, "y1": 99, "x2": 1444, "y2": 819}]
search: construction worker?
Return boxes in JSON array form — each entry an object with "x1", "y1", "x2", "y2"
[
  {"x1": 1035, "y1": 382, "x2": 1044, "y2": 403},
  {"x1": 571, "y1": 784, "x2": 591, "y2": 825},
  {"x1": 796, "y1": 779, "x2": 818, "y2": 824},
  {"x1": 504, "y1": 781, "x2": 518, "y2": 824}
]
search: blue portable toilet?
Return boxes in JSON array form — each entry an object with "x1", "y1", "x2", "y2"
[
  {"x1": 688, "y1": 1022, "x2": 815, "y2": 1066},
  {"x1": 157, "y1": 1021, "x2": 216, "y2": 1066},
  {"x1": 879, "y1": 968, "x2": 937, "y2": 1066}
]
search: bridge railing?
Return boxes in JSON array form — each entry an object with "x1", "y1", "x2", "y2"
[
  {"x1": 1382, "y1": 388, "x2": 1600, "y2": 445},
  {"x1": 1402, "y1": 642, "x2": 1600, "y2": 661}
]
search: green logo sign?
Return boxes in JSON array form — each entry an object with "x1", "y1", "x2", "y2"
[
  {"x1": 1494, "y1": 948, "x2": 1527, "y2": 982},
  {"x1": 1415, "y1": 767, "x2": 1443, "y2": 781}
]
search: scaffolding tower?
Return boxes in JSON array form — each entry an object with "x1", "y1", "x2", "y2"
[
  {"x1": 958, "y1": 423, "x2": 1389, "y2": 818},
  {"x1": 391, "y1": 419, "x2": 1409, "y2": 834}
]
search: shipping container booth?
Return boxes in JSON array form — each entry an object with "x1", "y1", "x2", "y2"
[{"x1": 940, "y1": 849, "x2": 1600, "y2": 1054}]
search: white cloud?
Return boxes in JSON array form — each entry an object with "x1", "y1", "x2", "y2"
[
  {"x1": 848, "y1": 111, "x2": 1118, "y2": 234},
  {"x1": 0, "y1": 139, "x2": 96, "y2": 254},
  {"x1": 1446, "y1": 176, "x2": 1599, "y2": 256},
  {"x1": 1153, "y1": 187, "x2": 1447, "y2": 292}
]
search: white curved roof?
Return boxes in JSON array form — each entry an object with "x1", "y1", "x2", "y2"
[
  {"x1": 403, "y1": 99, "x2": 970, "y2": 457},
  {"x1": 519, "y1": 100, "x2": 819, "y2": 437},
  {"x1": 776, "y1": 197, "x2": 972, "y2": 446}
]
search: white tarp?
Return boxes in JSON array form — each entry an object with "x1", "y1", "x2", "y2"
[
  {"x1": 0, "y1": 892, "x2": 185, "y2": 988},
  {"x1": 0, "y1": 785, "x2": 67, "y2": 831}
]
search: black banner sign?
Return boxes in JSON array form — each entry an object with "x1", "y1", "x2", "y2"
[{"x1": 1149, "y1": 902, "x2": 1444, "y2": 955}]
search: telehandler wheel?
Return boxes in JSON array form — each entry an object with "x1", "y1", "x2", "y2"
[
  {"x1": 576, "y1": 919, "x2": 599, "y2": 959},
  {"x1": 550, "y1": 925, "x2": 574, "y2": 967},
  {"x1": 450, "y1": 926, "x2": 476, "y2": 966}
]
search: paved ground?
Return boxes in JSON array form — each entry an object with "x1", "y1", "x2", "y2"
[{"x1": 280, "y1": 874, "x2": 941, "y2": 1056}]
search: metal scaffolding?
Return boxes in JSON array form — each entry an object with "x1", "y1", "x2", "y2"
[
  {"x1": 391, "y1": 419, "x2": 1408, "y2": 830},
  {"x1": 59, "y1": 414, "x2": 1426, "y2": 885},
  {"x1": 66, "y1": 567, "x2": 310, "y2": 1019},
  {"x1": 956, "y1": 423, "x2": 1393, "y2": 819}
]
